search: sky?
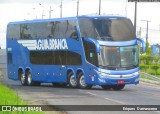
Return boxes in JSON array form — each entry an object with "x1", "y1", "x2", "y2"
[{"x1": 0, "y1": 0, "x2": 160, "y2": 48}]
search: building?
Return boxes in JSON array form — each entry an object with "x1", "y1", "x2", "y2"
[{"x1": 151, "y1": 44, "x2": 160, "y2": 57}]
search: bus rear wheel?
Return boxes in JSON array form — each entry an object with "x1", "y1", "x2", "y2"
[
  {"x1": 26, "y1": 71, "x2": 34, "y2": 86},
  {"x1": 77, "y1": 72, "x2": 92, "y2": 89},
  {"x1": 20, "y1": 71, "x2": 27, "y2": 86},
  {"x1": 112, "y1": 84, "x2": 125, "y2": 90},
  {"x1": 68, "y1": 72, "x2": 77, "y2": 88}
]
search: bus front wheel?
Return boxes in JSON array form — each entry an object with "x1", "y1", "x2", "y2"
[
  {"x1": 77, "y1": 72, "x2": 92, "y2": 89},
  {"x1": 112, "y1": 84, "x2": 125, "y2": 90}
]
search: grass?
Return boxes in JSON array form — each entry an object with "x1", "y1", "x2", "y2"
[
  {"x1": 140, "y1": 68, "x2": 160, "y2": 79},
  {"x1": 140, "y1": 75, "x2": 152, "y2": 80},
  {"x1": 0, "y1": 84, "x2": 44, "y2": 114}
]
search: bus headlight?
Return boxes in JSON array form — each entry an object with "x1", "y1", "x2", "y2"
[
  {"x1": 98, "y1": 78, "x2": 106, "y2": 83},
  {"x1": 132, "y1": 71, "x2": 140, "y2": 76},
  {"x1": 94, "y1": 70, "x2": 109, "y2": 77},
  {"x1": 100, "y1": 72, "x2": 109, "y2": 77}
]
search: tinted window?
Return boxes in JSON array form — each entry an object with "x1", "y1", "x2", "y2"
[
  {"x1": 20, "y1": 22, "x2": 51, "y2": 39},
  {"x1": 66, "y1": 51, "x2": 82, "y2": 65},
  {"x1": 78, "y1": 18, "x2": 135, "y2": 41},
  {"x1": 7, "y1": 24, "x2": 20, "y2": 39},
  {"x1": 83, "y1": 39, "x2": 98, "y2": 66},
  {"x1": 30, "y1": 51, "x2": 82, "y2": 65},
  {"x1": 7, "y1": 52, "x2": 13, "y2": 64},
  {"x1": 54, "y1": 20, "x2": 77, "y2": 38},
  {"x1": 98, "y1": 45, "x2": 139, "y2": 70},
  {"x1": 78, "y1": 18, "x2": 97, "y2": 38},
  {"x1": 7, "y1": 20, "x2": 77, "y2": 39}
]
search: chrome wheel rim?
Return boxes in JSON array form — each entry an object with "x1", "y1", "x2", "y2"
[
  {"x1": 27, "y1": 73, "x2": 32, "y2": 85},
  {"x1": 80, "y1": 75, "x2": 86, "y2": 87},
  {"x1": 70, "y1": 75, "x2": 77, "y2": 87},
  {"x1": 21, "y1": 73, "x2": 25, "y2": 84}
]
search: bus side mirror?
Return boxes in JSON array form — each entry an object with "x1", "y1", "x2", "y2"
[{"x1": 136, "y1": 38, "x2": 146, "y2": 53}]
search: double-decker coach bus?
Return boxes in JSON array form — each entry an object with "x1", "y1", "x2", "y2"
[{"x1": 7, "y1": 15, "x2": 145, "y2": 90}]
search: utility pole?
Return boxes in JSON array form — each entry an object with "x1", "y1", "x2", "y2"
[
  {"x1": 60, "y1": 0, "x2": 62, "y2": 18},
  {"x1": 99, "y1": 0, "x2": 101, "y2": 15},
  {"x1": 49, "y1": 6, "x2": 53, "y2": 18},
  {"x1": 33, "y1": 8, "x2": 44, "y2": 19},
  {"x1": 39, "y1": 3, "x2": 53, "y2": 18},
  {"x1": 77, "y1": 0, "x2": 79, "y2": 16},
  {"x1": 141, "y1": 20, "x2": 151, "y2": 42},
  {"x1": 42, "y1": 10, "x2": 45, "y2": 19},
  {"x1": 134, "y1": 0, "x2": 137, "y2": 35},
  {"x1": 125, "y1": 0, "x2": 128, "y2": 17}
]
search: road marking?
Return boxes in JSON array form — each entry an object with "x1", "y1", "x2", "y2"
[
  {"x1": 104, "y1": 97, "x2": 125, "y2": 105},
  {"x1": 87, "y1": 92, "x2": 97, "y2": 96},
  {"x1": 85, "y1": 91, "x2": 126, "y2": 105}
]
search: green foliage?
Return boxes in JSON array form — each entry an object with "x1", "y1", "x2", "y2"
[
  {"x1": 0, "y1": 84, "x2": 44, "y2": 114},
  {"x1": 157, "y1": 69, "x2": 160, "y2": 75},
  {"x1": 152, "y1": 56, "x2": 160, "y2": 64},
  {"x1": 150, "y1": 64, "x2": 160, "y2": 75},
  {"x1": 150, "y1": 64, "x2": 159, "y2": 70},
  {"x1": 140, "y1": 54, "x2": 153, "y2": 65},
  {"x1": 139, "y1": 64, "x2": 149, "y2": 72},
  {"x1": 139, "y1": 40, "x2": 160, "y2": 77},
  {"x1": 146, "y1": 40, "x2": 152, "y2": 55}
]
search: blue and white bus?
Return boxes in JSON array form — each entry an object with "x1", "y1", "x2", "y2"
[{"x1": 7, "y1": 15, "x2": 145, "y2": 90}]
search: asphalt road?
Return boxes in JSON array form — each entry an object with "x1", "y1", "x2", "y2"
[{"x1": 2, "y1": 74, "x2": 160, "y2": 114}]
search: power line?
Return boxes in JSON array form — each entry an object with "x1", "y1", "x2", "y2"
[{"x1": 137, "y1": 26, "x2": 160, "y2": 32}]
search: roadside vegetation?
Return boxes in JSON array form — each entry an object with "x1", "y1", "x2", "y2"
[
  {"x1": 0, "y1": 83, "x2": 44, "y2": 114},
  {"x1": 139, "y1": 41, "x2": 160, "y2": 80}
]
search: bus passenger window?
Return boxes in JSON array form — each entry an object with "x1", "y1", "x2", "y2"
[{"x1": 8, "y1": 52, "x2": 13, "y2": 64}]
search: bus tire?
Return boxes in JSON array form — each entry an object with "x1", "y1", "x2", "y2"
[
  {"x1": 77, "y1": 72, "x2": 92, "y2": 89},
  {"x1": 112, "y1": 84, "x2": 125, "y2": 91},
  {"x1": 68, "y1": 72, "x2": 77, "y2": 88},
  {"x1": 26, "y1": 71, "x2": 33, "y2": 86},
  {"x1": 101, "y1": 85, "x2": 112, "y2": 90},
  {"x1": 20, "y1": 71, "x2": 27, "y2": 86}
]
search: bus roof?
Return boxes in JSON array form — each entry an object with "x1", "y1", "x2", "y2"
[{"x1": 8, "y1": 15, "x2": 128, "y2": 25}]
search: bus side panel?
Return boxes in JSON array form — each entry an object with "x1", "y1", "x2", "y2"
[{"x1": 30, "y1": 65, "x2": 68, "y2": 83}]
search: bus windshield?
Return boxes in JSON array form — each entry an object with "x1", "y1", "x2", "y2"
[
  {"x1": 78, "y1": 17, "x2": 136, "y2": 41},
  {"x1": 98, "y1": 45, "x2": 139, "y2": 70}
]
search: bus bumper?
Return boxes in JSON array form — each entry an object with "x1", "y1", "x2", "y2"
[
  {"x1": 93, "y1": 68, "x2": 140, "y2": 85},
  {"x1": 97, "y1": 75, "x2": 140, "y2": 85}
]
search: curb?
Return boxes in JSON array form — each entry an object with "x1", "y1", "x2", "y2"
[{"x1": 140, "y1": 78, "x2": 160, "y2": 85}]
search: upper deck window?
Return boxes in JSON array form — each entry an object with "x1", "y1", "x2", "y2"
[
  {"x1": 78, "y1": 17, "x2": 136, "y2": 41},
  {"x1": 7, "y1": 20, "x2": 77, "y2": 39}
]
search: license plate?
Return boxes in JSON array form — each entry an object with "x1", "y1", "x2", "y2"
[{"x1": 118, "y1": 80, "x2": 125, "y2": 84}]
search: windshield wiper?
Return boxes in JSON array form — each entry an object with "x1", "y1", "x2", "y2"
[
  {"x1": 128, "y1": 64, "x2": 138, "y2": 67},
  {"x1": 99, "y1": 65, "x2": 120, "y2": 68},
  {"x1": 100, "y1": 36, "x2": 113, "y2": 41}
]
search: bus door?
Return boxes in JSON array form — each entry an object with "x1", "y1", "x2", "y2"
[{"x1": 54, "y1": 51, "x2": 67, "y2": 82}]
